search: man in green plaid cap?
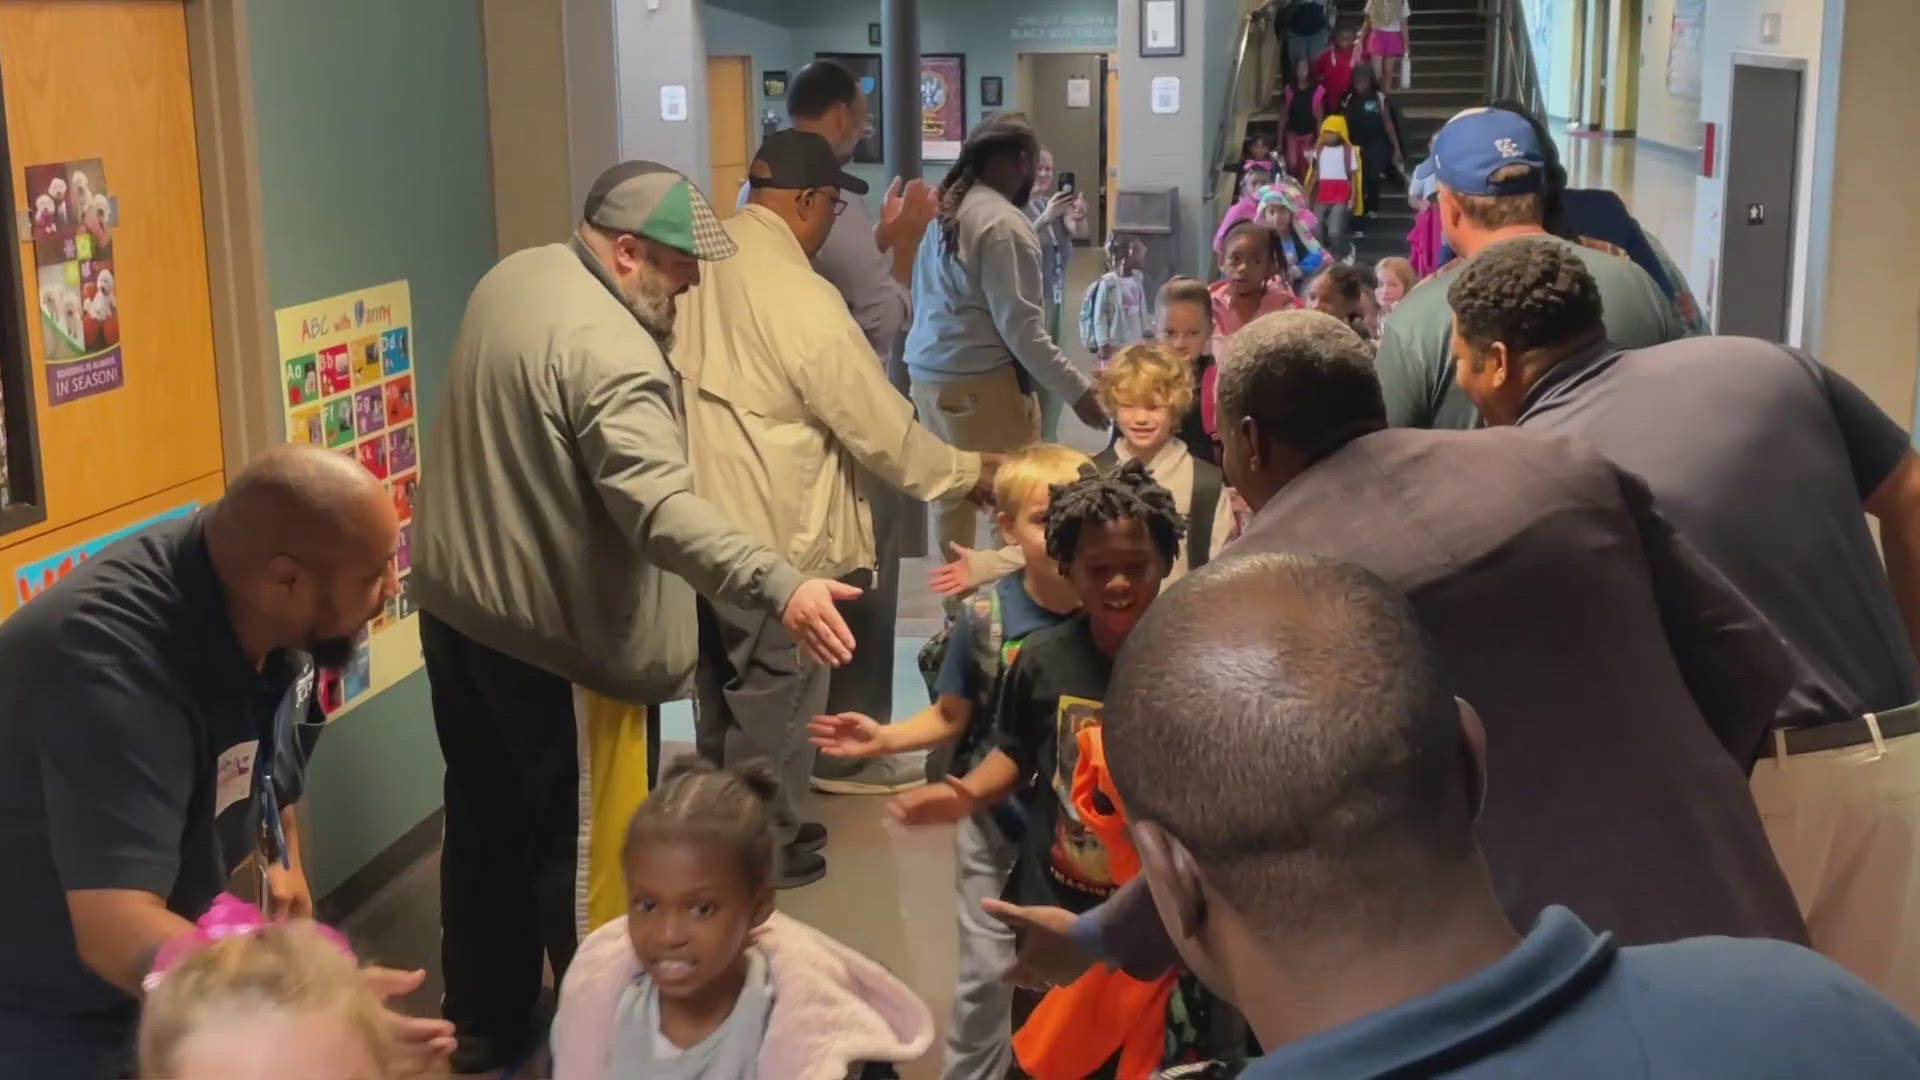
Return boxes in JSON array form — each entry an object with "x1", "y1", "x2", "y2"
[{"x1": 414, "y1": 160, "x2": 865, "y2": 1074}]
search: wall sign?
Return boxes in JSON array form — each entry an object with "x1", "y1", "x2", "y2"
[
  {"x1": 1067, "y1": 77, "x2": 1092, "y2": 109},
  {"x1": 26, "y1": 158, "x2": 121, "y2": 406},
  {"x1": 1151, "y1": 75, "x2": 1181, "y2": 114},
  {"x1": 659, "y1": 84, "x2": 688, "y2": 122},
  {"x1": 1011, "y1": 13, "x2": 1117, "y2": 46},
  {"x1": 275, "y1": 280, "x2": 421, "y2": 721}
]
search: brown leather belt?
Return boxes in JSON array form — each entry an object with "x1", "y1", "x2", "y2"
[{"x1": 1772, "y1": 702, "x2": 1920, "y2": 757}]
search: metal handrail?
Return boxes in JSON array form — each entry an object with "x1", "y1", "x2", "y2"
[
  {"x1": 1484, "y1": 0, "x2": 1545, "y2": 115},
  {"x1": 1207, "y1": 8, "x2": 1262, "y2": 208}
]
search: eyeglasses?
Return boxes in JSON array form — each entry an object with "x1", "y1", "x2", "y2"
[{"x1": 810, "y1": 188, "x2": 849, "y2": 217}]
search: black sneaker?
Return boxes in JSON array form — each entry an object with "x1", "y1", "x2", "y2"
[
  {"x1": 792, "y1": 821, "x2": 828, "y2": 854},
  {"x1": 449, "y1": 1033, "x2": 523, "y2": 1076},
  {"x1": 778, "y1": 847, "x2": 827, "y2": 889}
]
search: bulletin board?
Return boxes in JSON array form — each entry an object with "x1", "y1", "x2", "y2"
[{"x1": 275, "y1": 280, "x2": 420, "y2": 721}]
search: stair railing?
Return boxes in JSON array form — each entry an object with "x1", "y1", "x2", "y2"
[
  {"x1": 1208, "y1": 3, "x2": 1274, "y2": 214},
  {"x1": 1483, "y1": 0, "x2": 1545, "y2": 115}
]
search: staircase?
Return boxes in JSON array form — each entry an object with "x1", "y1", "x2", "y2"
[{"x1": 1243, "y1": 0, "x2": 1493, "y2": 265}]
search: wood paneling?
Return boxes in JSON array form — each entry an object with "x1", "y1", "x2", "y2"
[
  {"x1": 707, "y1": 56, "x2": 751, "y2": 216},
  {"x1": 0, "y1": 0, "x2": 223, "y2": 557}
]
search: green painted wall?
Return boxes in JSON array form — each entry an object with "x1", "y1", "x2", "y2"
[{"x1": 249, "y1": 0, "x2": 496, "y2": 897}]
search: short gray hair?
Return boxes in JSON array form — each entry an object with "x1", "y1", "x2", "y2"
[{"x1": 1216, "y1": 310, "x2": 1384, "y2": 451}]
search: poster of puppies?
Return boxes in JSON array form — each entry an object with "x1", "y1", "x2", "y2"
[
  {"x1": 26, "y1": 159, "x2": 121, "y2": 406},
  {"x1": 273, "y1": 280, "x2": 421, "y2": 722}
]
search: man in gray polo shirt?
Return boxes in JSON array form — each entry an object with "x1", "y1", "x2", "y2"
[
  {"x1": 1376, "y1": 107, "x2": 1685, "y2": 430},
  {"x1": 1448, "y1": 237, "x2": 1920, "y2": 1015}
]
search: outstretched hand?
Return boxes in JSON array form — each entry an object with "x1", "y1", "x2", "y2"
[
  {"x1": 887, "y1": 777, "x2": 977, "y2": 826},
  {"x1": 809, "y1": 711, "x2": 889, "y2": 758},
  {"x1": 929, "y1": 542, "x2": 978, "y2": 597},
  {"x1": 362, "y1": 966, "x2": 457, "y2": 1077},
  {"x1": 783, "y1": 578, "x2": 862, "y2": 667},
  {"x1": 982, "y1": 898, "x2": 1097, "y2": 990}
]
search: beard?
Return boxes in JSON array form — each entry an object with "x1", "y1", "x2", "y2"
[
  {"x1": 1013, "y1": 177, "x2": 1036, "y2": 208},
  {"x1": 308, "y1": 635, "x2": 357, "y2": 671},
  {"x1": 623, "y1": 267, "x2": 679, "y2": 353}
]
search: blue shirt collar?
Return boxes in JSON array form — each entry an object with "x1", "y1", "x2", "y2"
[{"x1": 1244, "y1": 906, "x2": 1617, "y2": 1079}]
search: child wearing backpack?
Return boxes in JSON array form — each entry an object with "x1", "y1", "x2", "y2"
[
  {"x1": 1093, "y1": 344, "x2": 1233, "y2": 585},
  {"x1": 889, "y1": 461, "x2": 1193, "y2": 1078},
  {"x1": 811, "y1": 443, "x2": 1092, "y2": 1080},
  {"x1": 1079, "y1": 234, "x2": 1149, "y2": 363}
]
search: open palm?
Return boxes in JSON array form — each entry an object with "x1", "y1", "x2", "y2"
[{"x1": 809, "y1": 711, "x2": 886, "y2": 758}]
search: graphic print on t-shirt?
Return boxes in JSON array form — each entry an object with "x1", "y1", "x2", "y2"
[{"x1": 1049, "y1": 694, "x2": 1114, "y2": 896}]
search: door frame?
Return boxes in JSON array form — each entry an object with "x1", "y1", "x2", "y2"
[
  {"x1": 184, "y1": 0, "x2": 281, "y2": 473},
  {"x1": 1714, "y1": 52, "x2": 1805, "y2": 341},
  {"x1": 1016, "y1": 50, "x2": 1111, "y2": 246}
]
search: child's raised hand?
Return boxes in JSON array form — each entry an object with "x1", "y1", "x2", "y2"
[
  {"x1": 809, "y1": 711, "x2": 888, "y2": 758},
  {"x1": 929, "y1": 542, "x2": 977, "y2": 597},
  {"x1": 887, "y1": 778, "x2": 977, "y2": 826}
]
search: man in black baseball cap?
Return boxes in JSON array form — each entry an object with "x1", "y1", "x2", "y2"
[
  {"x1": 676, "y1": 128, "x2": 992, "y2": 886},
  {"x1": 744, "y1": 128, "x2": 869, "y2": 258}
]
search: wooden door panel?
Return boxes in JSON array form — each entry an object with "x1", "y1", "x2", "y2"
[
  {"x1": 0, "y1": 0, "x2": 222, "y2": 551},
  {"x1": 707, "y1": 56, "x2": 750, "y2": 217}
]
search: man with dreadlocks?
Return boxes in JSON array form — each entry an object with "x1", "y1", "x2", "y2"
[
  {"x1": 904, "y1": 112, "x2": 1109, "y2": 566},
  {"x1": 893, "y1": 461, "x2": 1222, "y2": 1076}
]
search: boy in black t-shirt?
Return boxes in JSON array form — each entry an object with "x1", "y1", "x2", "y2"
[{"x1": 895, "y1": 460, "x2": 1180, "y2": 910}]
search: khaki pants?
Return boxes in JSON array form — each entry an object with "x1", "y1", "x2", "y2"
[
  {"x1": 1751, "y1": 722, "x2": 1920, "y2": 1017},
  {"x1": 911, "y1": 366, "x2": 1039, "y2": 557}
]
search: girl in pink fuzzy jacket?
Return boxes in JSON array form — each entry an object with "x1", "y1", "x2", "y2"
[{"x1": 551, "y1": 758, "x2": 933, "y2": 1080}]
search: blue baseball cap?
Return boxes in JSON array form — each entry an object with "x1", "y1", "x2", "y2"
[{"x1": 1429, "y1": 107, "x2": 1548, "y2": 196}]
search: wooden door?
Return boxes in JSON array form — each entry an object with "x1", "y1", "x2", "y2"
[
  {"x1": 707, "y1": 56, "x2": 751, "y2": 217},
  {"x1": 0, "y1": 0, "x2": 225, "y2": 615}
]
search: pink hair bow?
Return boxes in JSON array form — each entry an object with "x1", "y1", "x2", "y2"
[{"x1": 142, "y1": 893, "x2": 354, "y2": 992}]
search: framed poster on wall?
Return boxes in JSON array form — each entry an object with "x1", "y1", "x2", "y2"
[
  {"x1": 818, "y1": 53, "x2": 884, "y2": 163},
  {"x1": 0, "y1": 101, "x2": 47, "y2": 536},
  {"x1": 920, "y1": 54, "x2": 966, "y2": 161}
]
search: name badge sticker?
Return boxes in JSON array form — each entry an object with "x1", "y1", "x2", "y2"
[{"x1": 214, "y1": 740, "x2": 259, "y2": 818}]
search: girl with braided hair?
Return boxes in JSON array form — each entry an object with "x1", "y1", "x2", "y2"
[
  {"x1": 906, "y1": 112, "x2": 1107, "y2": 564},
  {"x1": 553, "y1": 758, "x2": 934, "y2": 1079}
]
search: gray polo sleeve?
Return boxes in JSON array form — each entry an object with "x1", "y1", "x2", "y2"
[
  {"x1": 1804, "y1": 352, "x2": 1913, "y2": 499},
  {"x1": 812, "y1": 201, "x2": 912, "y2": 362}
]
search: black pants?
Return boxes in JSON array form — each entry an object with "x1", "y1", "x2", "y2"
[
  {"x1": 421, "y1": 612, "x2": 659, "y2": 1054},
  {"x1": 817, "y1": 472, "x2": 903, "y2": 780}
]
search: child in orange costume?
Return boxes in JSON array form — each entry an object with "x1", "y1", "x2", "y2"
[{"x1": 1012, "y1": 725, "x2": 1174, "y2": 1078}]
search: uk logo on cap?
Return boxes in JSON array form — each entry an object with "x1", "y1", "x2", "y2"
[{"x1": 1495, "y1": 137, "x2": 1521, "y2": 159}]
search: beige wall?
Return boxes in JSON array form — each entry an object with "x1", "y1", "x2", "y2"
[
  {"x1": 479, "y1": 0, "x2": 621, "y2": 259},
  {"x1": 1817, "y1": 0, "x2": 1920, "y2": 424},
  {"x1": 1635, "y1": 0, "x2": 1699, "y2": 148}
]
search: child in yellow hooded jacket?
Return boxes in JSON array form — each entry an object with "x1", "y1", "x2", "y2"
[{"x1": 1304, "y1": 114, "x2": 1363, "y2": 258}]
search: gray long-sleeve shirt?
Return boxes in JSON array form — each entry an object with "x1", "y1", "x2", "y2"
[{"x1": 902, "y1": 185, "x2": 1094, "y2": 401}]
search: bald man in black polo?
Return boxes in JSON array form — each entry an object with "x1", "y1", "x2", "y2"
[{"x1": 0, "y1": 446, "x2": 449, "y2": 1076}]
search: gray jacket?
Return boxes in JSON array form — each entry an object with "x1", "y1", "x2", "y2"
[{"x1": 413, "y1": 237, "x2": 805, "y2": 703}]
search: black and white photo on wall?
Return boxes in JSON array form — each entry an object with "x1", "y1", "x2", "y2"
[
  {"x1": 868, "y1": 22, "x2": 881, "y2": 47},
  {"x1": 980, "y1": 76, "x2": 1003, "y2": 108}
]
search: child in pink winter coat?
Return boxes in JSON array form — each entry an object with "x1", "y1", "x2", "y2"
[{"x1": 551, "y1": 758, "x2": 933, "y2": 1080}]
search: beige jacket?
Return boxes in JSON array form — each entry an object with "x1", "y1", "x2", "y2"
[
  {"x1": 413, "y1": 237, "x2": 805, "y2": 703},
  {"x1": 674, "y1": 205, "x2": 979, "y2": 579}
]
